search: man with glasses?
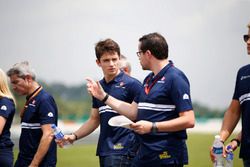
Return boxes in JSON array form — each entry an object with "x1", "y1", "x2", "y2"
[
  {"x1": 210, "y1": 22, "x2": 250, "y2": 167},
  {"x1": 87, "y1": 32, "x2": 195, "y2": 167}
]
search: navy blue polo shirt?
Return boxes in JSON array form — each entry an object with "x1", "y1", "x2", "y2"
[
  {"x1": 134, "y1": 61, "x2": 193, "y2": 165},
  {"x1": 92, "y1": 71, "x2": 142, "y2": 157},
  {"x1": 0, "y1": 97, "x2": 15, "y2": 149},
  {"x1": 17, "y1": 88, "x2": 58, "y2": 166},
  {"x1": 233, "y1": 64, "x2": 250, "y2": 160}
]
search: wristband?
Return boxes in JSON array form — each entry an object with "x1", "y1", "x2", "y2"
[
  {"x1": 102, "y1": 94, "x2": 109, "y2": 103},
  {"x1": 231, "y1": 138, "x2": 240, "y2": 147},
  {"x1": 71, "y1": 133, "x2": 78, "y2": 140},
  {"x1": 151, "y1": 122, "x2": 158, "y2": 134}
]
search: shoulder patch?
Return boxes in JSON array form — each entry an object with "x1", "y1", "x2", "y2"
[
  {"x1": 0, "y1": 105, "x2": 7, "y2": 111},
  {"x1": 183, "y1": 94, "x2": 189, "y2": 100},
  {"x1": 48, "y1": 112, "x2": 54, "y2": 117}
]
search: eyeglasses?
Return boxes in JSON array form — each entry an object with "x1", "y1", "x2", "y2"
[
  {"x1": 243, "y1": 35, "x2": 249, "y2": 42},
  {"x1": 136, "y1": 51, "x2": 143, "y2": 57}
]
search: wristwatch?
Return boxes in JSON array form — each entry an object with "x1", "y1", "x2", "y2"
[{"x1": 151, "y1": 122, "x2": 158, "y2": 134}]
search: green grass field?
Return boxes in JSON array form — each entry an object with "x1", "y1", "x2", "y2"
[{"x1": 14, "y1": 133, "x2": 243, "y2": 167}]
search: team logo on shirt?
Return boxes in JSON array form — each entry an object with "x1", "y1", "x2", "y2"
[
  {"x1": 241, "y1": 75, "x2": 250, "y2": 80},
  {"x1": 159, "y1": 151, "x2": 171, "y2": 159},
  {"x1": 0, "y1": 105, "x2": 7, "y2": 111},
  {"x1": 29, "y1": 100, "x2": 36, "y2": 107},
  {"x1": 157, "y1": 76, "x2": 166, "y2": 84},
  {"x1": 183, "y1": 93, "x2": 189, "y2": 100},
  {"x1": 113, "y1": 143, "x2": 124, "y2": 150},
  {"x1": 115, "y1": 82, "x2": 125, "y2": 89},
  {"x1": 48, "y1": 112, "x2": 54, "y2": 117}
]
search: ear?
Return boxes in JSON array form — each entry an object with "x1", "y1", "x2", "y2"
[
  {"x1": 25, "y1": 75, "x2": 33, "y2": 82},
  {"x1": 122, "y1": 67, "x2": 128, "y2": 73},
  {"x1": 145, "y1": 50, "x2": 153, "y2": 59},
  {"x1": 23, "y1": 75, "x2": 33, "y2": 85},
  {"x1": 96, "y1": 59, "x2": 101, "y2": 67}
]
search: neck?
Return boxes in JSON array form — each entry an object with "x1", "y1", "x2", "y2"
[
  {"x1": 151, "y1": 59, "x2": 169, "y2": 76},
  {"x1": 27, "y1": 82, "x2": 40, "y2": 96},
  {"x1": 104, "y1": 70, "x2": 121, "y2": 83}
]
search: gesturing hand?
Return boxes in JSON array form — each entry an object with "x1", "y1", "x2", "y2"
[{"x1": 86, "y1": 77, "x2": 106, "y2": 100}]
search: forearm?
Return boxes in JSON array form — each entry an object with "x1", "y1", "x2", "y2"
[
  {"x1": 220, "y1": 101, "x2": 240, "y2": 142},
  {"x1": 156, "y1": 110, "x2": 195, "y2": 132},
  {"x1": 74, "y1": 118, "x2": 99, "y2": 140},
  {"x1": 30, "y1": 134, "x2": 53, "y2": 166},
  {"x1": 105, "y1": 95, "x2": 137, "y2": 121}
]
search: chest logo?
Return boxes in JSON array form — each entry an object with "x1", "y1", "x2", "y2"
[{"x1": 115, "y1": 82, "x2": 125, "y2": 88}]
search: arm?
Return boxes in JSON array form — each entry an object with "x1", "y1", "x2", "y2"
[
  {"x1": 29, "y1": 124, "x2": 54, "y2": 167},
  {"x1": 57, "y1": 108, "x2": 100, "y2": 147},
  {"x1": 105, "y1": 96, "x2": 138, "y2": 121},
  {"x1": 86, "y1": 78, "x2": 138, "y2": 120},
  {"x1": 73, "y1": 108, "x2": 100, "y2": 140},
  {"x1": 220, "y1": 100, "x2": 241, "y2": 142},
  {"x1": 225, "y1": 131, "x2": 241, "y2": 152},
  {"x1": 130, "y1": 110, "x2": 195, "y2": 134},
  {"x1": 210, "y1": 100, "x2": 241, "y2": 161},
  {"x1": 0, "y1": 116, "x2": 6, "y2": 135}
]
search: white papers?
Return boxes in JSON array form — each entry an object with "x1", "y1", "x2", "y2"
[{"x1": 108, "y1": 115, "x2": 134, "y2": 129}]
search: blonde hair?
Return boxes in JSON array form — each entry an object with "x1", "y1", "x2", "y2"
[{"x1": 0, "y1": 68, "x2": 15, "y2": 104}]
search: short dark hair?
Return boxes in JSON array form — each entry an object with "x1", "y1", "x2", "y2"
[
  {"x1": 139, "y1": 32, "x2": 168, "y2": 60},
  {"x1": 95, "y1": 38, "x2": 120, "y2": 60}
]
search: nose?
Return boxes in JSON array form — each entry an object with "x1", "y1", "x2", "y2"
[{"x1": 109, "y1": 60, "x2": 115, "y2": 66}]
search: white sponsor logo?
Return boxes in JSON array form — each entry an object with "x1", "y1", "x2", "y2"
[
  {"x1": 183, "y1": 94, "x2": 189, "y2": 100},
  {"x1": 241, "y1": 75, "x2": 250, "y2": 80},
  {"x1": 48, "y1": 112, "x2": 54, "y2": 117},
  {"x1": 0, "y1": 105, "x2": 7, "y2": 111}
]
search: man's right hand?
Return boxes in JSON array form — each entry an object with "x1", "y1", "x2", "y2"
[{"x1": 55, "y1": 134, "x2": 76, "y2": 148}]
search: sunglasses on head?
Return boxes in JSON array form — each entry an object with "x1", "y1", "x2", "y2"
[{"x1": 243, "y1": 35, "x2": 249, "y2": 42}]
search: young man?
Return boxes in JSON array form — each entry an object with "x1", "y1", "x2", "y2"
[
  {"x1": 7, "y1": 61, "x2": 58, "y2": 167},
  {"x1": 87, "y1": 33, "x2": 195, "y2": 167},
  {"x1": 210, "y1": 22, "x2": 250, "y2": 167},
  {"x1": 59, "y1": 39, "x2": 142, "y2": 167}
]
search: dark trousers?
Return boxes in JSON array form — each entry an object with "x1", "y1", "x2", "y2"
[
  {"x1": 99, "y1": 155, "x2": 134, "y2": 167},
  {"x1": 0, "y1": 148, "x2": 13, "y2": 167},
  {"x1": 14, "y1": 156, "x2": 56, "y2": 167},
  {"x1": 131, "y1": 162, "x2": 183, "y2": 167},
  {"x1": 244, "y1": 159, "x2": 250, "y2": 167}
]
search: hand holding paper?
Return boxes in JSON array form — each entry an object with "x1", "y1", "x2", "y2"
[{"x1": 108, "y1": 115, "x2": 134, "y2": 129}]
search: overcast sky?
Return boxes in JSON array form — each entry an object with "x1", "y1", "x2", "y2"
[{"x1": 1, "y1": 0, "x2": 250, "y2": 109}]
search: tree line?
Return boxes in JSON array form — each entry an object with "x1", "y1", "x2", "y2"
[{"x1": 13, "y1": 80, "x2": 225, "y2": 123}]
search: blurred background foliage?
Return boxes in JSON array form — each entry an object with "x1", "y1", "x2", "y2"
[{"x1": 12, "y1": 80, "x2": 225, "y2": 123}]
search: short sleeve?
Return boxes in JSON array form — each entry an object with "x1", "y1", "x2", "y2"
[
  {"x1": 170, "y1": 75, "x2": 193, "y2": 113},
  {"x1": 232, "y1": 70, "x2": 240, "y2": 100},
  {"x1": 38, "y1": 96, "x2": 57, "y2": 125},
  {"x1": 0, "y1": 98, "x2": 15, "y2": 119}
]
